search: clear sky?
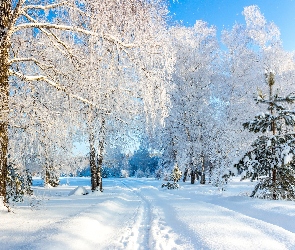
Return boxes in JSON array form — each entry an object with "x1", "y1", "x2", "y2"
[{"x1": 168, "y1": 0, "x2": 295, "y2": 51}]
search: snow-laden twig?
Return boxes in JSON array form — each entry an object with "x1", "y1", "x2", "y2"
[
  {"x1": 13, "y1": 23, "x2": 136, "y2": 49},
  {"x1": 22, "y1": 1, "x2": 70, "y2": 11}
]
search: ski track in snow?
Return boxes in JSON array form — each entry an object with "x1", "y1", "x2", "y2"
[
  {"x1": 114, "y1": 180, "x2": 152, "y2": 249},
  {"x1": 1, "y1": 178, "x2": 295, "y2": 250}
]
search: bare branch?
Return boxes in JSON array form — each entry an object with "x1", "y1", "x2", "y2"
[{"x1": 22, "y1": 1, "x2": 91, "y2": 18}]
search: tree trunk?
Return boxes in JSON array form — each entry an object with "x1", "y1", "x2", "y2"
[
  {"x1": 183, "y1": 168, "x2": 188, "y2": 182},
  {"x1": 200, "y1": 173, "x2": 206, "y2": 184},
  {"x1": 0, "y1": 0, "x2": 12, "y2": 204},
  {"x1": 89, "y1": 130, "x2": 98, "y2": 191},
  {"x1": 272, "y1": 169, "x2": 277, "y2": 200},
  {"x1": 96, "y1": 117, "x2": 106, "y2": 192},
  {"x1": 200, "y1": 153, "x2": 205, "y2": 185},
  {"x1": 190, "y1": 169, "x2": 195, "y2": 184},
  {"x1": 269, "y1": 73, "x2": 277, "y2": 200}
]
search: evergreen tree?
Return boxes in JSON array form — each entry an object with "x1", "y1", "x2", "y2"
[
  {"x1": 162, "y1": 163, "x2": 182, "y2": 189},
  {"x1": 226, "y1": 72, "x2": 295, "y2": 200},
  {"x1": 6, "y1": 163, "x2": 32, "y2": 203},
  {"x1": 170, "y1": 163, "x2": 182, "y2": 183}
]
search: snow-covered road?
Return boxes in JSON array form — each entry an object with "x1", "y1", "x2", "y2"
[{"x1": 1, "y1": 177, "x2": 295, "y2": 250}]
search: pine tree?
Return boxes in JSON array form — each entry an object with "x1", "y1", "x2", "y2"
[
  {"x1": 6, "y1": 163, "x2": 32, "y2": 203},
  {"x1": 162, "y1": 163, "x2": 182, "y2": 189},
  {"x1": 170, "y1": 163, "x2": 182, "y2": 183},
  {"x1": 226, "y1": 72, "x2": 295, "y2": 200}
]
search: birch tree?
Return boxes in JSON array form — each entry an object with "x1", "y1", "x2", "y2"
[
  {"x1": 158, "y1": 21, "x2": 218, "y2": 183},
  {"x1": 75, "y1": 0, "x2": 174, "y2": 191},
  {"x1": 0, "y1": 0, "x2": 174, "y2": 203}
]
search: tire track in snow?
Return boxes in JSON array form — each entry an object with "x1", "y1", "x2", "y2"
[
  {"x1": 120, "y1": 179, "x2": 198, "y2": 250},
  {"x1": 118, "y1": 180, "x2": 152, "y2": 250}
]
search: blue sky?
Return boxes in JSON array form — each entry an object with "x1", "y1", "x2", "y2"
[{"x1": 168, "y1": 0, "x2": 295, "y2": 51}]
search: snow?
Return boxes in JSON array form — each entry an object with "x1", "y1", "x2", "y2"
[
  {"x1": 68, "y1": 186, "x2": 89, "y2": 196},
  {"x1": 1, "y1": 177, "x2": 295, "y2": 250},
  {"x1": 284, "y1": 153, "x2": 293, "y2": 165}
]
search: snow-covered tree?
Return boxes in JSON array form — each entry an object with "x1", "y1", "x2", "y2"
[
  {"x1": 1, "y1": 0, "x2": 106, "y2": 204},
  {"x1": 77, "y1": 0, "x2": 174, "y2": 191},
  {"x1": 213, "y1": 5, "x2": 295, "y2": 188},
  {"x1": 0, "y1": 0, "x2": 174, "y2": 205},
  {"x1": 158, "y1": 21, "x2": 218, "y2": 183},
  {"x1": 226, "y1": 72, "x2": 295, "y2": 200}
]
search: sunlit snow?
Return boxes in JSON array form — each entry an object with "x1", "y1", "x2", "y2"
[{"x1": 1, "y1": 177, "x2": 295, "y2": 250}]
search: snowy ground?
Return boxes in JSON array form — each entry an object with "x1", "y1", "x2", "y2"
[{"x1": 1, "y1": 177, "x2": 295, "y2": 250}]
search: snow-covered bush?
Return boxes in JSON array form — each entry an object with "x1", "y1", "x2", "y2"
[
  {"x1": 162, "y1": 164, "x2": 182, "y2": 189},
  {"x1": 161, "y1": 182, "x2": 179, "y2": 189},
  {"x1": 120, "y1": 169, "x2": 129, "y2": 178},
  {"x1": 135, "y1": 169, "x2": 145, "y2": 178}
]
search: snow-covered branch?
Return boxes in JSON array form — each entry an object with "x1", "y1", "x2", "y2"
[
  {"x1": 21, "y1": 12, "x2": 76, "y2": 57},
  {"x1": 9, "y1": 70, "x2": 101, "y2": 109},
  {"x1": 22, "y1": 1, "x2": 70, "y2": 11},
  {"x1": 13, "y1": 23, "x2": 136, "y2": 49},
  {"x1": 9, "y1": 57, "x2": 44, "y2": 66}
]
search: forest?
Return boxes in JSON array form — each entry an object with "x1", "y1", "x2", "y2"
[{"x1": 1, "y1": 0, "x2": 295, "y2": 210}]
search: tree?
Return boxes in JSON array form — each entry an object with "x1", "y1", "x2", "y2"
[
  {"x1": 161, "y1": 163, "x2": 182, "y2": 189},
  {"x1": 76, "y1": 0, "x2": 174, "y2": 191},
  {"x1": 158, "y1": 21, "x2": 218, "y2": 184},
  {"x1": 226, "y1": 72, "x2": 295, "y2": 200},
  {"x1": 213, "y1": 5, "x2": 295, "y2": 189},
  {"x1": 0, "y1": 0, "x2": 174, "y2": 205},
  {"x1": 0, "y1": 0, "x2": 109, "y2": 203}
]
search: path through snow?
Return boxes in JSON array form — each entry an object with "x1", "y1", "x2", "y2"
[{"x1": 1, "y1": 177, "x2": 295, "y2": 249}]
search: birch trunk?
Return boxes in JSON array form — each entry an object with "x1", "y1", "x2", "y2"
[
  {"x1": 96, "y1": 117, "x2": 106, "y2": 192},
  {"x1": 87, "y1": 109, "x2": 98, "y2": 191},
  {"x1": 89, "y1": 129, "x2": 98, "y2": 191},
  {"x1": 0, "y1": 0, "x2": 12, "y2": 203}
]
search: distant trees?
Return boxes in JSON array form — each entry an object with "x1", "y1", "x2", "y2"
[
  {"x1": 156, "y1": 5, "x2": 295, "y2": 198},
  {"x1": 158, "y1": 21, "x2": 218, "y2": 183},
  {"x1": 129, "y1": 146, "x2": 159, "y2": 177}
]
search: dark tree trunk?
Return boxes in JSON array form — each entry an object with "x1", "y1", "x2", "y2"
[
  {"x1": 89, "y1": 130, "x2": 97, "y2": 191},
  {"x1": 272, "y1": 169, "x2": 277, "y2": 200},
  {"x1": 96, "y1": 117, "x2": 105, "y2": 192},
  {"x1": 190, "y1": 170, "x2": 195, "y2": 184},
  {"x1": 269, "y1": 73, "x2": 276, "y2": 199},
  {"x1": 183, "y1": 168, "x2": 188, "y2": 182},
  {"x1": 200, "y1": 173, "x2": 206, "y2": 184},
  {"x1": 0, "y1": 0, "x2": 12, "y2": 204},
  {"x1": 200, "y1": 154, "x2": 205, "y2": 185}
]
